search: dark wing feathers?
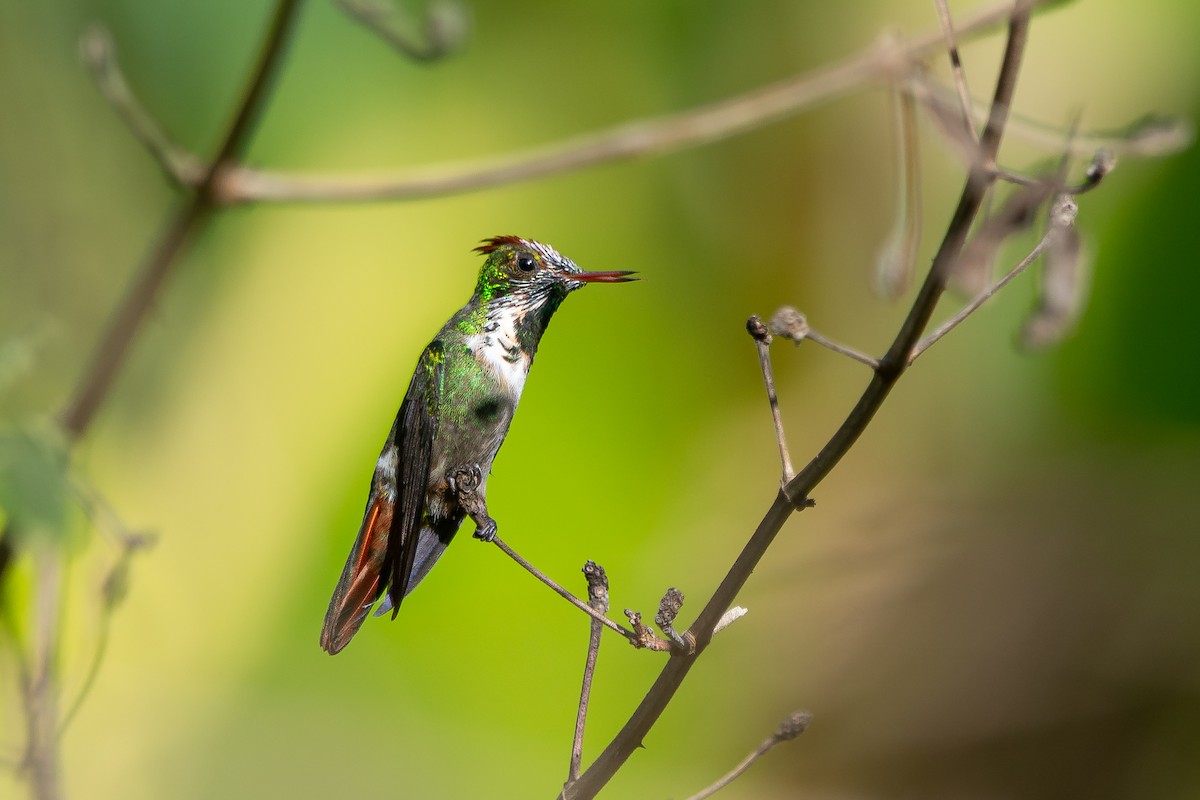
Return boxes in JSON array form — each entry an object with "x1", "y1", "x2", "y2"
[
  {"x1": 319, "y1": 342, "x2": 443, "y2": 653},
  {"x1": 386, "y1": 342, "x2": 443, "y2": 616}
]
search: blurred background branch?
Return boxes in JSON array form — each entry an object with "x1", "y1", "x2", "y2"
[
  {"x1": 682, "y1": 710, "x2": 812, "y2": 800},
  {"x1": 83, "y1": 0, "x2": 1090, "y2": 205},
  {"x1": 5, "y1": 2, "x2": 303, "y2": 797},
  {"x1": 58, "y1": 0, "x2": 303, "y2": 441}
]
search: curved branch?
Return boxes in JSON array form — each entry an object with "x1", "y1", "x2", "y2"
[
  {"x1": 562, "y1": 7, "x2": 1032, "y2": 799},
  {"x1": 216, "y1": 0, "x2": 1052, "y2": 204}
]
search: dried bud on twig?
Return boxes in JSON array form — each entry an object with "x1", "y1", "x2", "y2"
[
  {"x1": 624, "y1": 609, "x2": 653, "y2": 646},
  {"x1": 775, "y1": 710, "x2": 813, "y2": 741},
  {"x1": 745, "y1": 315, "x2": 772, "y2": 345},
  {"x1": 1084, "y1": 149, "x2": 1116, "y2": 186},
  {"x1": 768, "y1": 307, "x2": 809, "y2": 344},
  {"x1": 582, "y1": 560, "x2": 609, "y2": 613},
  {"x1": 654, "y1": 587, "x2": 684, "y2": 629},
  {"x1": 654, "y1": 588, "x2": 692, "y2": 651}
]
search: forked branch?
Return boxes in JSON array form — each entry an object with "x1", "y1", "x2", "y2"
[
  {"x1": 562, "y1": 8, "x2": 1033, "y2": 799},
  {"x1": 60, "y1": 0, "x2": 304, "y2": 442}
]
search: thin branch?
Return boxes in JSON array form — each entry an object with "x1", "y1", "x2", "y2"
[
  {"x1": 87, "y1": 0, "x2": 1181, "y2": 212},
  {"x1": 0, "y1": 523, "x2": 13, "y2": 588},
  {"x1": 206, "y1": 1, "x2": 302, "y2": 174},
  {"x1": 768, "y1": 308, "x2": 880, "y2": 369},
  {"x1": 969, "y1": 99, "x2": 1192, "y2": 160},
  {"x1": 934, "y1": 0, "x2": 980, "y2": 144},
  {"x1": 682, "y1": 711, "x2": 812, "y2": 800},
  {"x1": 1020, "y1": 194, "x2": 1085, "y2": 348},
  {"x1": 57, "y1": 525, "x2": 153, "y2": 735},
  {"x1": 874, "y1": 87, "x2": 923, "y2": 298},
  {"x1": 57, "y1": 210, "x2": 206, "y2": 440},
  {"x1": 21, "y1": 552, "x2": 63, "y2": 800},
  {"x1": 207, "y1": 0, "x2": 1057, "y2": 203},
  {"x1": 79, "y1": 27, "x2": 205, "y2": 187},
  {"x1": 562, "y1": 8, "x2": 1032, "y2": 798},
  {"x1": 909, "y1": 75, "x2": 1191, "y2": 178},
  {"x1": 568, "y1": 562, "x2": 609, "y2": 783},
  {"x1": 11, "y1": 3, "x2": 304, "y2": 793},
  {"x1": 488, "y1": 536, "x2": 639, "y2": 645},
  {"x1": 910, "y1": 223, "x2": 1055, "y2": 363},
  {"x1": 61, "y1": 0, "x2": 304, "y2": 441},
  {"x1": 746, "y1": 316, "x2": 794, "y2": 484},
  {"x1": 335, "y1": 0, "x2": 468, "y2": 62},
  {"x1": 806, "y1": 330, "x2": 881, "y2": 370}
]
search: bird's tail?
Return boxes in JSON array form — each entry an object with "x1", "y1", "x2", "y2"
[{"x1": 320, "y1": 494, "x2": 393, "y2": 654}]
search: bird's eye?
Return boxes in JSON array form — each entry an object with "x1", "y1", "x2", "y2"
[{"x1": 516, "y1": 253, "x2": 536, "y2": 273}]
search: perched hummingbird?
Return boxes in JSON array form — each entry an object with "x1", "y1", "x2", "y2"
[{"x1": 320, "y1": 236, "x2": 635, "y2": 654}]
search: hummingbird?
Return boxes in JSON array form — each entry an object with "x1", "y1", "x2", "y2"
[{"x1": 320, "y1": 236, "x2": 635, "y2": 654}]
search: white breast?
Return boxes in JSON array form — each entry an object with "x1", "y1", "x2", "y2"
[{"x1": 467, "y1": 313, "x2": 530, "y2": 399}]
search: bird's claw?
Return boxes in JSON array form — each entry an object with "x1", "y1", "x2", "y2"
[
  {"x1": 448, "y1": 465, "x2": 496, "y2": 542},
  {"x1": 472, "y1": 517, "x2": 497, "y2": 542},
  {"x1": 447, "y1": 465, "x2": 484, "y2": 497}
]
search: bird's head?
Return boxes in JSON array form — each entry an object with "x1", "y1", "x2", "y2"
[{"x1": 472, "y1": 236, "x2": 636, "y2": 309}]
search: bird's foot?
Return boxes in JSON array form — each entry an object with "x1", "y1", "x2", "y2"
[
  {"x1": 471, "y1": 515, "x2": 498, "y2": 542},
  {"x1": 447, "y1": 465, "x2": 497, "y2": 542},
  {"x1": 447, "y1": 465, "x2": 484, "y2": 497}
]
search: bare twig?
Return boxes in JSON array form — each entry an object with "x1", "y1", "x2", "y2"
[
  {"x1": 308, "y1": 13, "x2": 1189, "y2": 205},
  {"x1": 965, "y1": 97, "x2": 1192, "y2": 159},
  {"x1": 57, "y1": 525, "x2": 154, "y2": 735},
  {"x1": 488, "y1": 536, "x2": 639, "y2": 644},
  {"x1": 85, "y1": 0, "x2": 1181, "y2": 212},
  {"x1": 562, "y1": 9, "x2": 1032, "y2": 798},
  {"x1": 568, "y1": 561, "x2": 609, "y2": 783},
  {"x1": 622, "y1": 610, "x2": 672, "y2": 652},
  {"x1": 747, "y1": 316, "x2": 794, "y2": 484},
  {"x1": 769, "y1": 308, "x2": 880, "y2": 370},
  {"x1": 90, "y1": 0, "x2": 1053, "y2": 205},
  {"x1": 683, "y1": 710, "x2": 813, "y2": 800},
  {"x1": 807, "y1": 330, "x2": 881, "y2": 370},
  {"x1": 874, "y1": 88, "x2": 923, "y2": 298},
  {"x1": 909, "y1": 76, "x2": 1190, "y2": 179},
  {"x1": 910, "y1": 220, "x2": 1058, "y2": 363},
  {"x1": 335, "y1": 0, "x2": 468, "y2": 61},
  {"x1": 0, "y1": 523, "x2": 13, "y2": 587},
  {"x1": 1020, "y1": 194, "x2": 1085, "y2": 348},
  {"x1": 934, "y1": 0, "x2": 980, "y2": 144},
  {"x1": 21, "y1": 552, "x2": 63, "y2": 800},
  {"x1": 952, "y1": 180, "x2": 1053, "y2": 294},
  {"x1": 79, "y1": 28, "x2": 206, "y2": 187},
  {"x1": 61, "y1": 0, "x2": 304, "y2": 441},
  {"x1": 8, "y1": 3, "x2": 305, "y2": 794}
]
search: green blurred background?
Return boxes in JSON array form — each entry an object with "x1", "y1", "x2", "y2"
[{"x1": 2, "y1": 0, "x2": 1199, "y2": 798}]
